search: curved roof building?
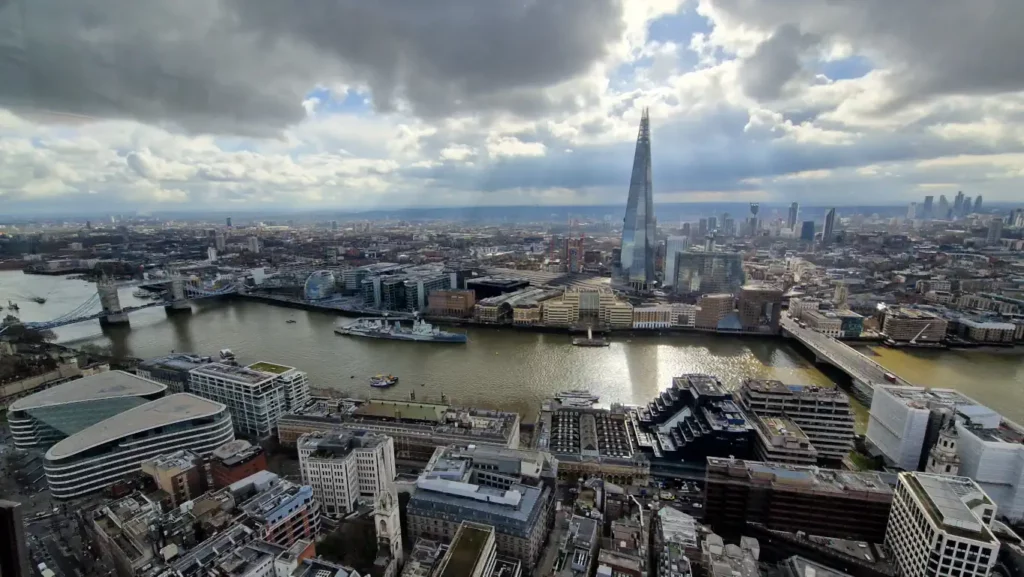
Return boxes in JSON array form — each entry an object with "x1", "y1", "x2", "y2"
[
  {"x1": 44, "y1": 393, "x2": 234, "y2": 499},
  {"x1": 8, "y1": 371, "x2": 167, "y2": 450}
]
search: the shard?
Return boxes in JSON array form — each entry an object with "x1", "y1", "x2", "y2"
[{"x1": 618, "y1": 108, "x2": 656, "y2": 290}]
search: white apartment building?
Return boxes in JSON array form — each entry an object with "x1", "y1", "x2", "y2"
[
  {"x1": 189, "y1": 363, "x2": 285, "y2": 439},
  {"x1": 885, "y1": 473, "x2": 999, "y2": 577},
  {"x1": 247, "y1": 361, "x2": 311, "y2": 412},
  {"x1": 957, "y1": 418, "x2": 1024, "y2": 520},
  {"x1": 297, "y1": 430, "x2": 396, "y2": 517}
]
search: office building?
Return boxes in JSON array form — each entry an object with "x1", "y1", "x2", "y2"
[
  {"x1": 987, "y1": 218, "x2": 1003, "y2": 245},
  {"x1": 881, "y1": 307, "x2": 949, "y2": 343},
  {"x1": 407, "y1": 445, "x2": 554, "y2": 570},
  {"x1": 136, "y1": 353, "x2": 212, "y2": 393},
  {"x1": 427, "y1": 289, "x2": 477, "y2": 317},
  {"x1": 655, "y1": 507, "x2": 696, "y2": 577},
  {"x1": 738, "y1": 284, "x2": 782, "y2": 333},
  {"x1": 247, "y1": 236, "x2": 261, "y2": 253},
  {"x1": 538, "y1": 398, "x2": 650, "y2": 486},
  {"x1": 823, "y1": 208, "x2": 837, "y2": 244},
  {"x1": 235, "y1": 471, "x2": 322, "y2": 547},
  {"x1": 787, "y1": 202, "x2": 799, "y2": 229},
  {"x1": 923, "y1": 195, "x2": 934, "y2": 219},
  {"x1": 974, "y1": 195, "x2": 983, "y2": 213},
  {"x1": 0, "y1": 500, "x2": 31, "y2": 577},
  {"x1": 802, "y1": 309, "x2": 842, "y2": 337},
  {"x1": 953, "y1": 191, "x2": 965, "y2": 216},
  {"x1": 209, "y1": 439, "x2": 268, "y2": 489},
  {"x1": 695, "y1": 293, "x2": 735, "y2": 330},
  {"x1": 866, "y1": 385, "x2": 993, "y2": 471},
  {"x1": 297, "y1": 430, "x2": 396, "y2": 516},
  {"x1": 938, "y1": 194, "x2": 950, "y2": 219},
  {"x1": 672, "y1": 252, "x2": 745, "y2": 296},
  {"x1": 44, "y1": 393, "x2": 234, "y2": 499},
  {"x1": 736, "y1": 380, "x2": 855, "y2": 462},
  {"x1": 278, "y1": 398, "x2": 520, "y2": 463},
  {"x1": 957, "y1": 417, "x2": 1024, "y2": 520},
  {"x1": 963, "y1": 196, "x2": 973, "y2": 216},
  {"x1": 664, "y1": 236, "x2": 690, "y2": 288},
  {"x1": 403, "y1": 535, "x2": 523, "y2": 577},
  {"x1": 634, "y1": 374, "x2": 755, "y2": 463},
  {"x1": 433, "y1": 522, "x2": 498, "y2": 577},
  {"x1": 750, "y1": 414, "x2": 818, "y2": 466},
  {"x1": 189, "y1": 362, "x2": 309, "y2": 439},
  {"x1": 618, "y1": 109, "x2": 657, "y2": 290},
  {"x1": 885, "y1": 473, "x2": 998, "y2": 577},
  {"x1": 140, "y1": 450, "x2": 207, "y2": 507},
  {"x1": 8, "y1": 370, "x2": 167, "y2": 450},
  {"x1": 800, "y1": 221, "x2": 815, "y2": 242},
  {"x1": 704, "y1": 457, "x2": 894, "y2": 542}
]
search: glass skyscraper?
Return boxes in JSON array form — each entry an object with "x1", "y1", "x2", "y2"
[{"x1": 618, "y1": 109, "x2": 656, "y2": 290}]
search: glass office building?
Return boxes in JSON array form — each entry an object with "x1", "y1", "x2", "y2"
[
  {"x1": 672, "y1": 251, "x2": 745, "y2": 296},
  {"x1": 8, "y1": 371, "x2": 167, "y2": 450},
  {"x1": 618, "y1": 109, "x2": 657, "y2": 290}
]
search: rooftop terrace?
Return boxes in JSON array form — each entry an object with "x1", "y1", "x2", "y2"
[
  {"x1": 247, "y1": 361, "x2": 293, "y2": 375},
  {"x1": 191, "y1": 362, "x2": 276, "y2": 385}
]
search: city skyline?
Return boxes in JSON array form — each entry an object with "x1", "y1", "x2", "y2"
[{"x1": 2, "y1": 1, "x2": 1024, "y2": 215}]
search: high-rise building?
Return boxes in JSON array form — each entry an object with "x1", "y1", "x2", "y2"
[
  {"x1": 189, "y1": 363, "x2": 286, "y2": 439},
  {"x1": 922, "y1": 195, "x2": 934, "y2": 219},
  {"x1": 672, "y1": 251, "x2": 745, "y2": 296},
  {"x1": 226, "y1": 216, "x2": 232, "y2": 227},
  {"x1": 974, "y1": 195, "x2": 984, "y2": 213},
  {"x1": 953, "y1": 191, "x2": 965, "y2": 217},
  {"x1": 297, "y1": 430, "x2": 396, "y2": 517},
  {"x1": 787, "y1": 202, "x2": 799, "y2": 229},
  {"x1": 707, "y1": 216, "x2": 718, "y2": 231},
  {"x1": 987, "y1": 218, "x2": 1003, "y2": 245},
  {"x1": 247, "y1": 236, "x2": 260, "y2": 253},
  {"x1": 697, "y1": 218, "x2": 708, "y2": 239},
  {"x1": 0, "y1": 500, "x2": 31, "y2": 577},
  {"x1": 800, "y1": 220, "x2": 815, "y2": 241},
  {"x1": 736, "y1": 380, "x2": 855, "y2": 462},
  {"x1": 737, "y1": 284, "x2": 782, "y2": 333},
  {"x1": 663, "y1": 236, "x2": 690, "y2": 289},
  {"x1": 618, "y1": 109, "x2": 656, "y2": 290},
  {"x1": 885, "y1": 473, "x2": 999, "y2": 577},
  {"x1": 907, "y1": 202, "x2": 918, "y2": 220},
  {"x1": 822, "y1": 208, "x2": 837, "y2": 244},
  {"x1": 938, "y1": 194, "x2": 950, "y2": 219},
  {"x1": 963, "y1": 196, "x2": 973, "y2": 216}
]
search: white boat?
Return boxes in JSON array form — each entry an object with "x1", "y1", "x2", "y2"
[
  {"x1": 555, "y1": 389, "x2": 600, "y2": 407},
  {"x1": 219, "y1": 349, "x2": 236, "y2": 361}
]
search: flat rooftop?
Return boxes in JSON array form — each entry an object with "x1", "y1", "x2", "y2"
[
  {"x1": 191, "y1": 363, "x2": 276, "y2": 385},
  {"x1": 354, "y1": 399, "x2": 447, "y2": 422},
  {"x1": 673, "y1": 374, "x2": 728, "y2": 398},
  {"x1": 9, "y1": 370, "x2": 166, "y2": 411},
  {"x1": 758, "y1": 416, "x2": 808, "y2": 440},
  {"x1": 46, "y1": 393, "x2": 226, "y2": 461},
  {"x1": 881, "y1": 386, "x2": 990, "y2": 412},
  {"x1": 906, "y1": 473, "x2": 996, "y2": 542},
  {"x1": 138, "y1": 354, "x2": 212, "y2": 373},
  {"x1": 887, "y1": 307, "x2": 944, "y2": 320},
  {"x1": 741, "y1": 379, "x2": 849, "y2": 400},
  {"x1": 707, "y1": 458, "x2": 893, "y2": 497},
  {"x1": 439, "y1": 524, "x2": 492, "y2": 577},
  {"x1": 246, "y1": 361, "x2": 293, "y2": 375}
]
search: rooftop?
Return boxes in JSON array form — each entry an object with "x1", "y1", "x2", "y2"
[
  {"x1": 411, "y1": 478, "x2": 544, "y2": 526},
  {"x1": 756, "y1": 415, "x2": 809, "y2": 441},
  {"x1": 438, "y1": 523, "x2": 493, "y2": 577},
  {"x1": 904, "y1": 473, "x2": 996, "y2": 543},
  {"x1": 673, "y1": 374, "x2": 727, "y2": 398},
  {"x1": 779, "y1": 556, "x2": 853, "y2": 577},
  {"x1": 886, "y1": 307, "x2": 944, "y2": 320},
  {"x1": 299, "y1": 429, "x2": 389, "y2": 459},
  {"x1": 9, "y1": 370, "x2": 166, "y2": 412},
  {"x1": 190, "y1": 362, "x2": 276, "y2": 386},
  {"x1": 880, "y1": 386, "x2": 994, "y2": 418},
  {"x1": 354, "y1": 399, "x2": 447, "y2": 422},
  {"x1": 138, "y1": 353, "x2": 213, "y2": 373},
  {"x1": 707, "y1": 458, "x2": 893, "y2": 498},
  {"x1": 247, "y1": 361, "x2": 293, "y2": 375},
  {"x1": 46, "y1": 393, "x2": 226, "y2": 461},
  {"x1": 741, "y1": 380, "x2": 849, "y2": 400}
]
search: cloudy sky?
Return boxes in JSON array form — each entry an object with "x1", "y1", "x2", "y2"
[{"x1": 1, "y1": 0, "x2": 1022, "y2": 215}]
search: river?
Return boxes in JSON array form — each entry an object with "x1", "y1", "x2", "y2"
[{"x1": 2, "y1": 271, "x2": 1021, "y2": 425}]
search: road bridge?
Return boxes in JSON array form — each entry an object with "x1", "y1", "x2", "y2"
[{"x1": 780, "y1": 315, "x2": 914, "y2": 404}]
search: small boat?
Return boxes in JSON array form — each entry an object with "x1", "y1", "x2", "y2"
[
  {"x1": 8, "y1": 300, "x2": 19, "y2": 311},
  {"x1": 286, "y1": 319, "x2": 296, "y2": 324},
  {"x1": 30, "y1": 296, "x2": 46, "y2": 304},
  {"x1": 370, "y1": 374, "x2": 398, "y2": 388},
  {"x1": 219, "y1": 349, "x2": 235, "y2": 361}
]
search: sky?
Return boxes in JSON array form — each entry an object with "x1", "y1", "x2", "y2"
[{"x1": 1, "y1": 0, "x2": 1024, "y2": 215}]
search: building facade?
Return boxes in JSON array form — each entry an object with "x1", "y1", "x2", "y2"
[
  {"x1": 882, "y1": 307, "x2": 949, "y2": 343},
  {"x1": 884, "y1": 473, "x2": 998, "y2": 577},
  {"x1": 297, "y1": 430, "x2": 396, "y2": 517},
  {"x1": 189, "y1": 363, "x2": 286, "y2": 439},
  {"x1": 427, "y1": 290, "x2": 477, "y2": 318},
  {"x1": 44, "y1": 393, "x2": 234, "y2": 499},
  {"x1": 738, "y1": 285, "x2": 782, "y2": 333},
  {"x1": 617, "y1": 109, "x2": 657, "y2": 290}
]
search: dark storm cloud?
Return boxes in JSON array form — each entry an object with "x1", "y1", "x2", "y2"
[
  {"x1": 710, "y1": 0, "x2": 1024, "y2": 106},
  {"x1": 739, "y1": 25, "x2": 819, "y2": 101},
  {"x1": 0, "y1": 0, "x2": 624, "y2": 134}
]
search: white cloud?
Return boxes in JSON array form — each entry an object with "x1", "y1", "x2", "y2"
[{"x1": 486, "y1": 136, "x2": 547, "y2": 159}]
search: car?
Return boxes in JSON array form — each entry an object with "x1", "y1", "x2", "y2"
[
  {"x1": 692, "y1": 503, "x2": 703, "y2": 508},
  {"x1": 659, "y1": 491, "x2": 675, "y2": 501}
]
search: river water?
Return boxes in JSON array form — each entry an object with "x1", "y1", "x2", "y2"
[{"x1": 3, "y1": 271, "x2": 1022, "y2": 425}]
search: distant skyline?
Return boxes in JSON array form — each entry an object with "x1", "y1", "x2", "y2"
[{"x1": 2, "y1": 0, "x2": 1024, "y2": 215}]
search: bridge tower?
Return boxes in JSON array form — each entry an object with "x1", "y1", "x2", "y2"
[
  {"x1": 97, "y1": 279, "x2": 129, "y2": 326},
  {"x1": 165, "y1": 276, "x2": 193, "y2": 315}
]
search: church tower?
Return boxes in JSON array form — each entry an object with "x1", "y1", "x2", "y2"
[
  {"x1": 374, "y1": 483, "x2": 403, "y2": 567},
  {"x1": 926, "y1": 421, "x2": 960, "y2": 476}
]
